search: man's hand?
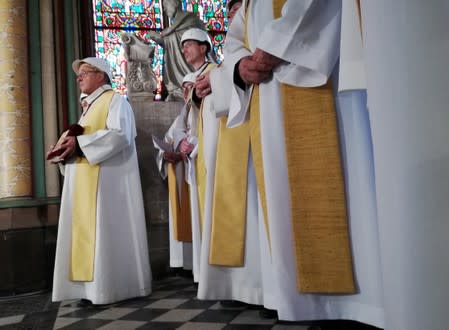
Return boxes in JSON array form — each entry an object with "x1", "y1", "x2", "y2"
[
  {"x1": 58, "y1": 136, "x2": 77, "y2": 160},
  {"x1": 46, "y1": 145, "x2": 56, "y2": 159},
  {"x1": 163, "y1": 151, "x2": 183, "y2": 163},
  {"x1": 195, "y1": 73, "x2": 211, "y2": 98},
  {"x1": 178, "y1": 138, "x2": 194, "y2": 155},
  {"x1": 252, "y1": 48, "x2": 283, "y2": 69},
  {"x1": 238, "y1": 55, "x2": 273, "y2": 85}
]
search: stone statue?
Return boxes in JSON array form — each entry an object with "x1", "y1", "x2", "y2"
[
  {"x1": 147, "y1": 0, "x2": 206, "y2": 101},
  {"x1": 121, "y1": 32, "x2": 158, "y2": 96}
]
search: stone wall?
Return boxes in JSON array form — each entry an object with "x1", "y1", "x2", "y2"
[
  {"x1": 0, "y1": 205, "x2": 59, "y2": 295},
  {"x1": 130, "y1": 94, "x2": 182, "y2": 278}
]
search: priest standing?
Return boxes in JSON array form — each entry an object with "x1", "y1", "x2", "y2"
[{"x1": 49, "y1": 57, "x2": 152, "y2": 307}]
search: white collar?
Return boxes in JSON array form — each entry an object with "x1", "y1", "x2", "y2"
[
  {"x1": 82, "y1": 85, "x2": 112, "y2": 106},
  {"x1": 80, "y1": 85, "x2": 112, "y2": 116}
]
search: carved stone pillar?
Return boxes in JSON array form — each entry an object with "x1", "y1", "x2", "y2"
[{"x1": 0, "y1": 0, "x2": 31, "y2": 198}]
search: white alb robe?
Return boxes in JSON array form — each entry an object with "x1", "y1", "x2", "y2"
[
  {"x1": 196, "y1": 64, "x2": 264, "y2": 305},
  {"x1": 224, "y1": 1, "x2": 384, "y2": 327},
  {"x1": 52, "y1": 88, "x2": 152, "y2": 304},
  {"x1": 362, "y1": 1, "x2": 449, "y2": 329}
]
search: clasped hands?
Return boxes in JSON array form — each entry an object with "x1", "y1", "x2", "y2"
[
  {"x1": 238, "y1": 48, "x2": 283, "y2": 85},
  {"x1": 194, "y1": 48, "x2": 282, "y2": 99},
  {"x1": 163, "y1": 138, "x2": 194, "y2": 163}
]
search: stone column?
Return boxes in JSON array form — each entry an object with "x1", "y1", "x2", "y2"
[
  {"x1": 0, "y1": 0, "x2": 31, "y2": 198},
  {"x1": 40, "y1": 0, "x2": 60, "y2": 197}
]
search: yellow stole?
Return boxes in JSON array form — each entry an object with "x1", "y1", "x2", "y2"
[
  {"x1": 209, "y1": 115, "x2": 250, "y2": 265},
  {"x1": 167, "y1": 162, "x2": 192, "y2": 242},
  {"x1": 208, "y1": 3, "x2": 270, "y2": 266},
  {"x1": 209, "y1": 87, "x2": 270, "y2": 267},
  {"x1": 70, "y1": 90, "x2": 114, "y2": 281},
  {"x1": 194, "y1": 62, "x2": 217, "y2": 233},
  {"x1": 271, "y1": 0, "x2": 355, "y2": 293},
  {"x1": 208, "y1": 4, "x2": 270, "y2": 266}
]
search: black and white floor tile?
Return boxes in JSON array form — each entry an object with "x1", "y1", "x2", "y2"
[{"x1": 0, "y1": 276, "x2": 380, "y2": 330}]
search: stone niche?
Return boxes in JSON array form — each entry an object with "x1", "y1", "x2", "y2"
[{"x1": 129, "y1": 95, "x2": 182, "y2": 278}]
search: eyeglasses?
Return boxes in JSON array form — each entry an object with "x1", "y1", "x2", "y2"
[
  {"x1": 76, "y1": 70, "x2": 98, "y2": 79},
  {"x1": 182, "y1": 40, "x2": 199, "y2": 49}
]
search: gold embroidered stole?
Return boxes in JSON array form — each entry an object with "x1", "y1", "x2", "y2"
[
  {"x1": 168, "y1": 162, "x2": 192, "y2": 242},
  {"x1": 195, "y1": 63, "x2": 217, "y2": 233},
  {"x1": 271, "y1": 1, "x2": 355, "y2": 292},
  {"x1": 71, "y1": 90, "x2": 114, "y2": 281}
]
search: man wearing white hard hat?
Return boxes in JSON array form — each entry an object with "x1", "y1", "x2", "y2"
[
  {"x1": 147, "y1": 0, "x2": 205, "y2": 101},
  {"x1": 181, "y1": 72, "x2": 197, "y2": 101},
  {"x1": 153, "y1": 29, "x2": 216, "y2": 282},
  {"x1": 180, "y1": 27, "x2": 218, "y2": 282},
  {"x1": 49, "y1": 57, "x2": 152, "y2": 307},
  {"x1": 180, "y1": 28, "x2": 216, "y2": 67},
  {"x1": 154, "y1": 71, "x2": 199, "y2": 279}
]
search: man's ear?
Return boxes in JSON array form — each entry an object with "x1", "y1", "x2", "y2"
[
  {"x1": 96, "y1": 72, "x2": 106, "y2": 85},
  {"x1": 200, "y1": 44, "x2": 208, "y2": 55}
]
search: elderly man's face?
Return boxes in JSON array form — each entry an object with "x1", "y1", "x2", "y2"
[
  {"x1": 163, "y1": 0, "x2": 178, "y2": 18},
  {"x1": 76, "y1": 64, "x2": 104, "y2": 95}
]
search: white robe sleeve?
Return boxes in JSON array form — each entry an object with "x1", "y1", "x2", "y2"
[
  {"x1": 223, "y1": 6, "x2": 253, "y2": 127},
  {"x1": 257, "y1": 0, "x2": 342, "y2": 87},
  {"x1": 77, "y1": 94, "x2": 136, "y2": 165},
  {"x1": 224, "y1": 1, "x2": 341, "y2": 128},
  {"x1": 208, "y1": 66, "x2": 232, "y2": 118},
  {"x1": 155, "y1": 105, "x2": 194, "y2": 179}
]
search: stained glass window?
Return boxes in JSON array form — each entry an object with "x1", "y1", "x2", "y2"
[
  {"x1": 180, "y1": 0, "x2": 229, "y2": 60},
  {"x1": 93, "y1": 0, "x2": 164, "y2": 96},
  {"x1": 93, "y1": 0, "x2": 229, "y2": 97}
]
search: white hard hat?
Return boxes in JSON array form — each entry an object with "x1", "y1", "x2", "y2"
[
  {"x1": 72, "y1": 57, "x2": 113, "y2": 83},
  {"x1": 182, "y1": 72, "x2": 197, "y2": 85},
  {"x1": 181, "y1": 28, "x2": 212, "y2": 50}
]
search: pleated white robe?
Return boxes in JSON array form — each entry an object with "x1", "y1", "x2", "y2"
[
  {"x1": 196, "y1": 65, "x2": 264, "y2": 305},
  {"x1": 52, "y1": 93, "x2": 152, "y2": 304},
  {"x1": 224, "y1": 1, "x2": 384, "y2": 326},
  {"x1": 362, "y1": 1, "x2": 449, "y2": 329}
]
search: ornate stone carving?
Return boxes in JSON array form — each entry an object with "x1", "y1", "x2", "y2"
[{"x1": 121, "y1": 33, "x2": 158, "y2": 96}]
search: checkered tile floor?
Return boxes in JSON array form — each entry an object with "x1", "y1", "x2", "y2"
[{"x1": 0, "y1": 276, "x2": 380, "y2": 329}]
